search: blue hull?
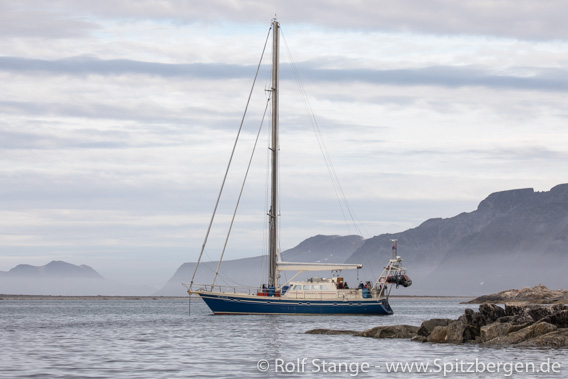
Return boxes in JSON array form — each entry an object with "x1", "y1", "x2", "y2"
[{"x1": 197, "y1": 292, "x2": 393, "y2": 315}]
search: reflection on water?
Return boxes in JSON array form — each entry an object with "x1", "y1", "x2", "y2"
[{"x1": 0, "y1": 298, "x2": 564, "y2": 378}]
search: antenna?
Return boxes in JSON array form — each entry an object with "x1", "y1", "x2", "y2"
[{"x1": 391, "y1": 239, "x2": 398, "y2": 260}]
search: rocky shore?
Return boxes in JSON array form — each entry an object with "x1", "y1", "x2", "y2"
[
  {"x1": 464, "y1": 284, "x2": 568, "y2": 304},
  {"x1": 307, "y1": 303, "x2": 568, "y2": 348}
]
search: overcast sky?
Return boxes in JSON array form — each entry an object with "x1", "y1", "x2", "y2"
[{"x1": 1, "y1": 1, "x2": 567, "y2": 290}]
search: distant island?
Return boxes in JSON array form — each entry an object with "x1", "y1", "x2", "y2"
[
  {"x1": 465, "y1": 284, "x2": 568, "y2": 304},
  {"x1": 0, "y1": 260, "x2": 103, "y2": 279},
  {"x1": 0, "y1": 261, "x2": 153, "y2": 296}
]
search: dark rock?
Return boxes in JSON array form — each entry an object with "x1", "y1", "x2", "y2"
[
  {"x1": 427, "y1": 325, "x2": 449, "y2": 343},
  {"x1": 479, "y1": 303, "x2": 506, "y2": 322},
  {"x1": 505, "y1": 304, "x2": 535, "y2": 325},
  {"x1": 479, "y1": 322, "x2": 530, "y2": 343},
  {"x1": 516, "y1": 328, "x2": 568, "y2": 348},
  {"x1": 480, "y1": 322, "x2": 514, "y2": 343},
  {"x1": 428, "y1": 320, "x2": 466, "y2": 344},
  {"x1": 458, "y1": 308, "x2": 488, "y2": 342},
  {"x1": 504, "y1": 304, "x2": 526, "y2": 316},
  {"x1": 357, "y1": 325, "x2": 419, "y2": 339},
  {"x1": 539, "y1": 310, "x2": 568, "y2": 328},
  {"x1": 483, "y1": 322, "x2": 558, "y2": 346},
  {"x1": 305, "y1": 329, "x2": 358, "y2": 335},
  {"x1": 417, "y1": 318, "x2": 452, "y2": 337},
  {"x1": 504, "y1": 304, "x2": 566, "y2": 325},
  {"x1": 526, "y1": 304, "x2": 565, "y2": 321}
]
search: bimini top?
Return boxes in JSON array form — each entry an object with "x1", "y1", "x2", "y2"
[{"x1": 276, "y1": 262, "x2": 362, "y2": 271}]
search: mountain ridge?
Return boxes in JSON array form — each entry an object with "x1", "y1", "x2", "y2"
[
  {"x1": 346, "y1": 184, "x2": 568, "y2": 295},
  {"x1": 160, "y1": 183, "x2": 568, "y2": 296}
]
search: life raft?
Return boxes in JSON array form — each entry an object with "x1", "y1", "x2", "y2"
[{"x1": 386, "y1": 274, "x2": 412, "y2": 288}]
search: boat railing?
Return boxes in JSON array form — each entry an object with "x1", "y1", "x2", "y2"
[
  {"x1": 184, "y1": 283, "x2": 260, "y2": 295},
  {"x1": 182, "y1": 283, "x2": 280, "y2": 296}
]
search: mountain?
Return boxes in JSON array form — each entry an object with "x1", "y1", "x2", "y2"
[
  {"x1": 159, "y1": 184, "x2": 568, "y2": 297},
  {"x1": 0, "y1": 261, "x2": 154, "y2": 296},
  {"x1": 346, "y1": 184, "x2": 568, "y2": 295},
  {"x1": 154, "y1": 235, "x2": 364, "y2": 295},
  {"x1": 6, "y1": 260, "x2": 103, "y2": 279}
]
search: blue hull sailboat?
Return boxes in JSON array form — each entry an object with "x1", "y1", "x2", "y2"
[{"x1": 186, "y1": 19, "x2": 411, "y2": 315}]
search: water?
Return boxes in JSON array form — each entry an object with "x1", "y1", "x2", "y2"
[{"x1": 0, "y1": 298, "x2": 565, "y2": 378}]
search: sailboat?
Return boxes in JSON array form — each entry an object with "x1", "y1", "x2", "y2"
[{"x1": 186, "y1": 19, "x2": 411, "y2": 315}]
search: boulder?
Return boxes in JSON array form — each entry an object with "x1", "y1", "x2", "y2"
[
  {"x1": 428, "y1": 325, "x2": 449, "y2": 343},
  {"x1": 357, "y1": 325, "x2": 419, "y2": 339},
  {"x1": 526, "y1": 304, "x2": 565, "y2": 321},
  {"x1": 416, "y1": 318, "x2": 452, "y2": 337},
  {"x1": 480, "y1": 321, "x2": 534, "y2": 343},
  {"x1": 460, "y1": 308, "x2": 487, "y2": 342},
  {"x1": 539, "y1": 310, "x2": 568, "y2": 328},
  {"x1": 305, "y1": 329, "x2": 358, "y2": 335},
  {"x1": 504, "y1": 304, "x2": 566, "y2": 325},
  {"x1": 516, "y1": 328, "x2": 568, "y2": 348},
  {"x1": 483, "y1": 322, "x2": 558, "y2": 346},
  {"x1": 504, "y1": 304, "x2": 535, "y2": 325},
  {"x1": 478, "y1": 303, "x2": 506, "y2": 322},
  {"x1": 428, "y1": 320, "x2": 466, "y2": 344}
]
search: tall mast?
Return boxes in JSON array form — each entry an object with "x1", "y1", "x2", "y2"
[{"x1": 268, "y1": 19, "x2": 279, "y2": 288}]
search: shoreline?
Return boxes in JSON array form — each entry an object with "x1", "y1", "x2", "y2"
[{"x1": 0, "y1": 294, "x2": 473, "y2": 301}]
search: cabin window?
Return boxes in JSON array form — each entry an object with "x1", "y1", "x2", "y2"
[
  {"x1": 303, "y1": 285, "x2": 310, "y2": 290},
  {"x1": 321, "y1": 285, "x2": 329, "y2": 290},
  {"x1": 293, "y1": 285, "x2": 302, "y2": 290},
  {"x1": 312, "y1": 285, "x2": 319, "y2": 290}
]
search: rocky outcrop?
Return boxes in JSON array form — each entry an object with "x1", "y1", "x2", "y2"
[
  {"x1": 306, "y1": 303, "x2": 568, "y2": 347},
  {"x1": 416, "y1": 318, "x2": 452, "y2": 338},
  {"x1": 306, "y1": 325, "x2": 419, "y2": 339},
  {"x1": 419, "y1": 304, "x2": 568, "y2": 347},
  {"x1": 465, "y1": 284, "x2": 568, "y2": 304},
  {"x1": 357, "y1": 325, "x2": 419, "y2": 339}
]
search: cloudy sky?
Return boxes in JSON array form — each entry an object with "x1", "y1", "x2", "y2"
[{"x1": 1, "y1": 1, "x2": 567, "y2": 290}]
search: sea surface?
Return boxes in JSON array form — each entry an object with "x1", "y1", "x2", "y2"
[{"x1": 0, "y1": 297, "x2": 565, "y2": 378}]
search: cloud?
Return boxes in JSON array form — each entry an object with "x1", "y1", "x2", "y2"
[
  {"x1": 2, "y1": 56, "x2": 568, "y2": 93},
  {"x1": 0, "y1": 56, "x2": 256, "y2": 78},
  {"x1": 0, "y1": 5, "x2": 99, "y2": 38},
  {"x1": 5, "y1": 0, "x2": 568, "y2": 40}
]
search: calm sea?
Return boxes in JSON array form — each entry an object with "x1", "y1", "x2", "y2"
[{"x1": 0, "y1": 298, "x2": 564, "y2": 378}]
